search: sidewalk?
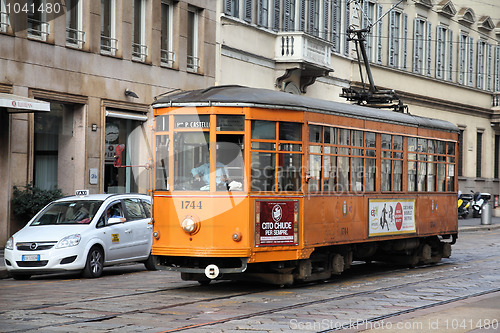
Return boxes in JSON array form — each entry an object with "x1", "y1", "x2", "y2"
[{"x1": 0, "y1": 217, "x2": 498, "y2": 280}]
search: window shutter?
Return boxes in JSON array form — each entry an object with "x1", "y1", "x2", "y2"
[
  {"x1": 323, "y1": 0, "x2": 329, "y2": 40},
  {"x1": 495, "y1": 46, "x2": 500, "y2": 92},
  {"x1": 244, "y1": 0, "x2": 252, "y2": 22},
  {"x1": 477, "y1": 41, "x2": 484, "y2": 89},
  {"x1": 273, "y1": 0, "x2": 280, "y2": 31},
  {"x1": 458, "y1": 34, "x2": 465, "y2": 84},
  {"x1": 224, "y1": 0, "x2": 232, "y2": 15},
  {"x1": 299, "y1": 0, "x2": 306, "y2": 31},
  {"x1": 435, "y1": 26, "x2": 444, "y2": 79},
  {"x1": 344, "y1": 1, "x2": 350, "y2": 56},
  {"x1": 402, "y1": 13, "x2": 408, "y2": 70},
  {"x1": 468, "y1": 37, "x2": 474, "y2": 87},
  {"x1": 486, "y1": 44, "x2": 492, "y2": 91},
  {"x1": 332, "y1": 0, "x2": 340, "y2": 51},
  {"x1": 426, "y1": 21, "x2": 432, "y2": 76},
  {"x1": 376, "y1": 5, "x2": 382, "y2": 64},
  {"x1": 388, "y1": 11, "x2": 395, "y2": 67},
  {"x1": 308, "y1": 0, "x2": 315, "y2": 34},
  {"x1": 447, "y1": 30, "x2": 453, "y2": 81},
  {"x1": 284, "y1": 0, "x2": 291, "y2": 31}
]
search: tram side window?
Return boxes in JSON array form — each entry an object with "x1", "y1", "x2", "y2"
[
  {"x1": 155, "y1": 135, "x2": 169, "y2": 190},
  {"x1": 447, "y1": 142, "x2": 455, "y2": 191},
  {"x1": 251, "y1": 120, "x2": 302, "y2": 192},
  {"x1": 337, "y1": 129, "x2": 350, "y2": 192},
  {"x1": 408, "y1": 137, "x2": 418, "y2": 191},
  {"x1": 309, "y1": 125, "x2": 322, "y2": 192},
  {"x1": 323, "y1": 127, "x2": 338, "y2": 192},
  {"x1": 278, "y1": 122, "x2": 302, "y2": 191},
  {"x1": 365, "y1": 132, "x2": 376, "y2": 191},
  {"x1": 417, "y1": 138, "x2": 427, "y2": 191}
]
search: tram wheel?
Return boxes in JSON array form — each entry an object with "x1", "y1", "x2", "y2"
[{"x1": 198, "y1": 279, "x2": 211, "y2": 286}]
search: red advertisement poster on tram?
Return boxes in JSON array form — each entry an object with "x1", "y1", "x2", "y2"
[{"x1": 256, "y1": 201, "x2": 298, "y2": 246}]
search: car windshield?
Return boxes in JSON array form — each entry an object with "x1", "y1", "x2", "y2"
[{"x1": 30, "y1": 200, "x2": 104, "y2": 226}]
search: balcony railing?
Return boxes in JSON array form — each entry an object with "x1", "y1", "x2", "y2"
[
  {"x1": 101, "y1": 35, "x2": 119, "y2": 55},
  {"x1": 161, "y1": 49, "x2": 175, "y2": 67},
  {"x1": 132, "y1": 43, "x2": 148, "y2": 61},
  {"x1": 28, "y1": 18, "x2": 49, "y2": 40},
  {"x1": 275, "y1": 32, "x2": 333, "y2": 70},
  {"x1": 493, "y1": 94, "x2": 500, "y2": 108},
  {"x1": 187, "y1": 55, "x2": 200, "y2": 72},
  {"x1": 66, "y1": 27, "x2": 85, "y2": 47}
]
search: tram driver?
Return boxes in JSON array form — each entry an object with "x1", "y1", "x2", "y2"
[{"x1": 191, "y1": 152, "x2": 229, "y2": 190}]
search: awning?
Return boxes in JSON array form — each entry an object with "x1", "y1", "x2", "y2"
[
  {"x1": 106, "y1": 110, "x2": 148, "y2": 121},
  {"x1": 0, "y1": 93, "x2": 51, "y2": 113}
]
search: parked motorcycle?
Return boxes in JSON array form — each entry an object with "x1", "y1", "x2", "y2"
[
  {"x1": 458, "y1": 192, "x2": 473, "y2": 219},
  {"x1": 471, "y1": 191, "x2": 491, "y2": 218}
]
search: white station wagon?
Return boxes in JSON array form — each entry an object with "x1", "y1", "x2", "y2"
[{"x1": 4, "y1": 193, "x2": 156, "y2": 280}]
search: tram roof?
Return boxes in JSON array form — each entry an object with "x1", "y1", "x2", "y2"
[{"x1": 152, "y1": 85, "x2": 459, "y2": 133}]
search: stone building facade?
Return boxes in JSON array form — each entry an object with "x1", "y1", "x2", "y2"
[
  {"x1": 216, "y1": 0, "x2": 500, "y2": 210},
  {"x1": 0, "y1": 0, "x2": 216, "y2": 244}
]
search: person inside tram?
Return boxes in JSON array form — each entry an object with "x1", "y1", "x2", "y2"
[{"x1": 191, "y1": 152, "x2": 229, "y2": 190}]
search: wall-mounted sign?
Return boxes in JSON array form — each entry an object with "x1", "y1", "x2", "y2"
[{"x1": 89, "y1": 168, "x2": 98, "y2": 185}]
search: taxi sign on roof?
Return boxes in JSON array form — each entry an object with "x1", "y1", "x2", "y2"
[{"x1": 75, "y1": 190, "x2": 89, "y2": 196}]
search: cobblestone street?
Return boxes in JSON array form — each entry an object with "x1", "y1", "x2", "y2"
[{"x1": 1, "y1": 227, "x2": 499, "y2": 332}]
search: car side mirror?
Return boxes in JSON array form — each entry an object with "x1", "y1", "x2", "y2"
[{"x1": 107, "y1": 217, "x2": 124, "y2": 225}]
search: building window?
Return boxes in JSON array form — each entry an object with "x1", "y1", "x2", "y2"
[
  {"x1": 401, "y1": 13, "x2": 408, "y2": 70},
  {"x1": 258, "y1": 0, "x2": 269, "y2": 27},
  {"x1": 447, "y1": 29, "x2": 453, "y2": 81},
  {"x1": 476, "y1": 132, "x2": 482, "y2": 178},
  {"x1": 132, "y1": 0, "x2": 147, "y2": 61},
  {"x1": 66, "y1": 0, "x2": 84, "y2": 47},
  {"x1": 187, "y1": 7, "x2": 200, "y2": 72},
  {"x1": 331, "y1": 0, "x2": 341, "y2": 53},
  {"x1": 28, "y1": 0, "x2": 49, "y2": 41},
  {"x1": 283, "y1": 0, "x2": 295, "y2": 32},
  {"x1": 224, "y1": 0, "x2": 239, "y2": 18},
  {"x1": 161, "y1": 0, "x2": 174, "y2": 67},
  {"x1": 101, "y1": 0, "x2": 117, "y2": 55},
  {"x1": 0, "y1": 0, "x2": 9, "y2": 33},
  {"x1": 413, "y1": 18, "x2": 426, "y2": 74},
  {"x1": 388, "y1": 10, "x2": 401, "y2": 68}
]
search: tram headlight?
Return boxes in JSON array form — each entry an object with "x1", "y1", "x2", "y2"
[{"x1": 181, "y1": 216, "x2": 200, "y2": 234}]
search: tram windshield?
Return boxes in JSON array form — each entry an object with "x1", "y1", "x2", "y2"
[{"x1": 155, "y1": 114, "x2": 245, "y2": 192}]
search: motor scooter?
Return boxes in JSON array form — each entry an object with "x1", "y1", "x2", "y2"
[
  {"x1": 471, "y1": 191, "x2": 491, "y2": 218},
  {"x1": 458, "y1": 192, "x2": 473, "y2": 219}
]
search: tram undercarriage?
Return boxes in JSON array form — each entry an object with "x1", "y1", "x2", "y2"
[{"x1": 162, "y1": 234, "x2": 457, "y2": 285}]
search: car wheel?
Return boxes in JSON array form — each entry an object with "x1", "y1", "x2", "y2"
[
  {"x1": 144, "y1": 253, "x2": 158, "y2": 271},
  {"x1": 11, "y1": 273, "x2": 31, "y2": 280},
  {"x1": 82, "y1": 246, "x2": 104, "y2": 278}
]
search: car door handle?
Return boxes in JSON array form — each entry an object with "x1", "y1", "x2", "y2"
[{"x1": 125, "y1": 229, "x2": 132, "y2": 233}]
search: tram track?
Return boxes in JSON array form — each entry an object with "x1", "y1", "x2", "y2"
[{"x1": 8, "y1": 256, "x2": 499, "y2": 333}]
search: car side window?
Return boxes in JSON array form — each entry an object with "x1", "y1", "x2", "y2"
[
  {"x1": 123, "y1": 199, "x2": 147, "y2": 221},
  {"x1": 97, "y1": 201, "x2": 124, "y2": 228},
  {"x1": 141, "y1": 200, "x2": 151, "y2": 218}
]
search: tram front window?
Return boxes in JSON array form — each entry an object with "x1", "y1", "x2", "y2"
[{"x1": 174, "y1": 131, "x2": 210, "y2": 190}]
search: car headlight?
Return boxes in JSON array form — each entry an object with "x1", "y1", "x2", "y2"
[
  {"x1": 5, "y1": 237, "x2": 13, "y2": 250},
  {"x1": 55, "y1": 234, "x2": 81, "y2": 249}
]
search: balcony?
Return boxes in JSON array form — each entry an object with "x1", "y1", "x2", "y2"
[
  {"x1": 275, "y1": 32, "x2": 333, "y2": 93},
  {"x1": 275, "y1": 32, "x2": 333, "y2": 70}
]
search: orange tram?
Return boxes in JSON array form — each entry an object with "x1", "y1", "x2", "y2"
[{"x1": 150, "y1": 86, "x2": 459, "y2": 285}]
